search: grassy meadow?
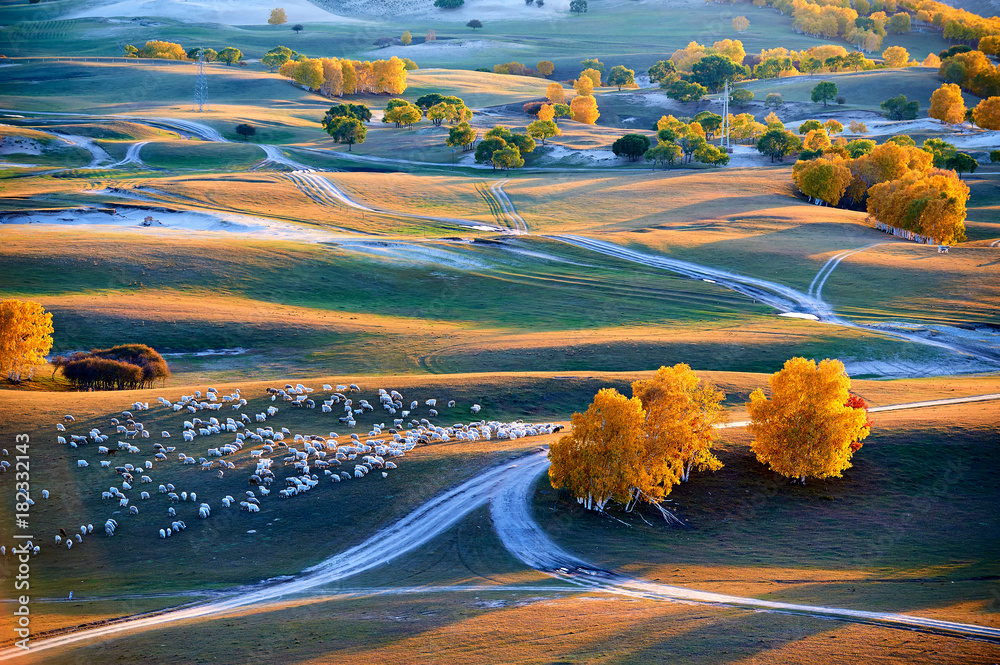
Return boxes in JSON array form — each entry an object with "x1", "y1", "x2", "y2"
[{"x1": 1, "y1": 0, "x2": 999, "y2": 660}]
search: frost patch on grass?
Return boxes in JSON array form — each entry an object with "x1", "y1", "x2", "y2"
[
  {"x1": 0, "y1": 206, "x2": 345, "y2": 243},
  {"x1": 336, "y1": 240, "x2": 489, "y2": 270}
]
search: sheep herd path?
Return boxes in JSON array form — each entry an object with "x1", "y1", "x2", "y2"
[{"x1": 2, "y1": 394, "x2": 999, "y2": 661}]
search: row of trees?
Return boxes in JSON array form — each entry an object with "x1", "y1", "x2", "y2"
[
  {"x1": 792, "y1": 138, "x2": 970, "y2": 244},
  {"x1": 937, "y1": 48, "x2": 1000, "y2": 99},
  {"x1": 929, "y1": 83, "x2": 1000, "y2": 129},
  {"x1": 123, "y1": 41, "x2": 243, "y2": 65},
  {"x1": 548, "y1": 359, "x2": 871, "y2": 514},
  {"x1": 474, "y1": 126, "x2": 536, "y2": 172},
  {"x1": 280, "y1": 53, "x2": 410, "y2": 97},
  {"x1": 54, "y1": 345, "x2": 170, "y2": 391}
]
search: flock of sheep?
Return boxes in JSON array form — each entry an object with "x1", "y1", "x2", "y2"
[{"x1": 2, "y1": 382, "x2": 563, "y2": 559}]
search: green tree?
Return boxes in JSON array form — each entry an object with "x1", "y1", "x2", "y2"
[
  {"x1": 690, "y1": 54, "x2": 749, "y2": 92},
  {"x1": 570, "y1": 0, "x2": 588, "y2": 13},
  {"x1": 645, "y1": 141, "x2": 683, "y2": 169},
  {"x1": 730, "y1": 88, "x2": 753, "y2": 105},
  {"x1": 647, "y1": 59, "x2": 676, "y2": 84},
  {"x1": 611, "y1": 133, "x2": 651, "y2": 161},
  {"x1": 756, "y1": 128, "x2": 801, "y2": 162},
  {"x1": 945, "y1": 152, "x2": 978, "y2": 179},
  {"x1": 845, "y1": 138, "x2": 876, "y2": 157},
  {"x1": 764, "y1": 92, "x2": 783, "y2": 107},
  {"x1": 810, "y1": 81, "x2": 838, "y2": 106},
  {"x1": 323, "y1": 116, "x2": 366, "y2": 150},
  {"x1": 475, "y1": 136, "x2": 508, "y2": 165},
  {"x1": 579, "y1": 58, "x2": 604, "y2": 74},
  {"x1": 606, "y1": 65, "x2": 636, "y2": 90},
  {"x1": 798, "y1": 119, "x2": 823, "y2": 134},
  {"x1": 991, "y1": 149, "x2": 1000, "y2": 163},
  {"x1": 694, "y1": 142, "x2": 730, "y2": 166},
  {"x1": 262, "y1": 45, "x2": 296, "y2": 72},
  {"x1": 123, "y1": 44, "x2": 139, "y2": 57},
  {"x1": 324, "y1": 103, "x2": 372, "y2": 123},
  {"x1": 527, "y1": 119, "x2": 560, "y2": 145},
  {"x1": 886, "y1": 134, "x2": 916, "y2": 147},
  {"x1": 922, "y1": 137, "x2": 957, "y2": 167},
  {"x1": 881, "y1": 94, "x2": 919, "y2": 120},
  {"x1": 235, "y1": 123, "x2": 256, "y2": 140},
  {"x1": 291, "y1": 24, "x2": 303, "y2": 34},
  {"x1": 434, "y1": 0, "x2": 464, "y2": 7},
  {"x1": 446, "y1": 122, "x2": 478, "y2": 152},
  {"x1": 665, "y1": 79, "x2": 707, "y2": 103},
  {"x1": 217, "y1": 47, "x2": 243, "y2": 66},
  {"x1": 466, "y1": 19, "x2": 483, "y2": 30},
  {"x1": 694, "y1": 111, "x2": 723, "y2": 140},
  {"x1": 492, "y1": 144, "x2": 524, "y2": 172}
]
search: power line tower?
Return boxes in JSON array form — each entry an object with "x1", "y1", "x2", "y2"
[
  {"x1": 721, "y1": 79, "x2": 730, "y2": 151},
  {"x1": 193, "y1": 48, "x2": 209, "y2": 113}
]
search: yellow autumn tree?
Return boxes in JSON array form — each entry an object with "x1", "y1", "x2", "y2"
[
  {"x1": 732, "y1": 15, "x2": 750, "y2": 32},
  {"x1": 537, "y1": 103, "x2": 555, "y2": 122},
  {"x1": 546, "y1": 82, "x2": 566, "y2": 103},
  {"x1": 268, "y1": 7, "x2": 287, "y2": 25},
  {"x1": 972, "y1": 96, "x2": 1000, "y2": 130},
  {"x1": 401, "y1": 30, "x2": 412, "y2": 46},
  {"x1": 922, "y1": 52, "x2": 941, "y2": 68},
  {"x1": 802, "y1": 128, "x2": 833, "y2": 152},
  {"x1": 632, "y1": 364, "x2": 725, "y2": 489},
  {"x1": 548, "y1": 388, "x2": 648, "y2": 511},
  {"x1": 294, "y1": 58, "x2": 324, "y2": 90},
  {"x1": 748, "y1": 357, "x2": 871, "y2": 484},
  {"x1": 670, "y1": 41, "x2": 706, "y2": 72},
  {"x1": 881, "y1": 45, "x2": 909, "y2": 67},
  {"x1": 792, "y1": 156, "x2": 852, "y2": 205},
  {"x1": 713, "y1": 38, "x2": 746, "y2": 64},
  {"x1": 764, "y1": 111, "x2": 783, "y2": 128},
  {"x1": 579, "y1": 67, "x2": 602, "y2": 87},
  {"x1": 570, "y1": 95, "x2": 599, "y2": 124},
  {"x1": 929, "y1": 83, "x2": 966, "y2": 125},
  {"x1": 341, "y1": 60, "x2": 357, "y2": 95},
  {"x1": 867, "y1": 169, "x2": 969, "y2": 244},
  {"x1": 0, "y1": 299, "x2": 54, "y2": 383},
  {"x1": 573, "y1": 75, "x2": 594, "y2": 96},
  {"x1": 320, "y1": 58, "x2": 344, "y2": 97}
]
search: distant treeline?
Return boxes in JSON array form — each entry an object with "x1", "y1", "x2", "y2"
[{"x1": 54, "y1": 344, "x2": 170, "y2": 390}]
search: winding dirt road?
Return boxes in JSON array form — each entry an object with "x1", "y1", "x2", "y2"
[{"x1": 2, "y1": 395, "x2": 998, "y2": 661}]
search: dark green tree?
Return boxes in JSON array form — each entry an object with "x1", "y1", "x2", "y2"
[
  {"x1": 880, "y1": 94, "x2": 919, "y2": 120},
  {"x1": 690, "y1": 55, "x2": 749, "y2": 92},
  {"x1": 606, "y1": 65, "x2": 635, "y2": 90},
  {"x1": 810, "y1": 81, "x2": 838, "y2": 106},
  {"x1": 756, "y1": 128, "x2": 801, "y2": 162},
  {"x1": 611, "y1": 133, "x2": 652, "y2": 161}
]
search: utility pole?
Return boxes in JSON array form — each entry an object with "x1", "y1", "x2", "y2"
[{"x1": 721, "y1": 79, "x2": 730, "y2": 150}]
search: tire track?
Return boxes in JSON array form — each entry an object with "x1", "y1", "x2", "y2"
[
  {"x1": 489, "y1": 451, "x2": 1000, "y2": 644},
  {"x1": 549, "y1": 234, "x2": 1000, "y2": 367},
  {"x1": 490, "y1": 180, "x2": 528, "y2": 234},
  {"x1": 808, "y1": 242, "x2": 890, "y2": 299}
]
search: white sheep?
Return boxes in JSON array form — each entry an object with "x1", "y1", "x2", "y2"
[
  {"x1": 77, "y1": 460, "x2": 89, "y2": 468},
  {"x1": 41, "y1": 490, "x2": 49, "y2": 499},
  {"x1": 140, "y1": 491, "x2": 150, "y2": 500}
]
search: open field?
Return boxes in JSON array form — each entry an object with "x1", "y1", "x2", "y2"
[
  {"x1": 0, "y1": 373, "x2": 998, "y2": 661},
  {"x1": 2, "y1": 0, "x2": 999, "y2": 660},
  {"x1": 535, "y1": 402, "x2": 1000, "y2": 627}
]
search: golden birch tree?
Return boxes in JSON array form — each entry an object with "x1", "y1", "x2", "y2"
[
  {"x1": 548, "y1": 388, "x2": 648, "y2": 511},
  {"x1": 0, "y1": 299, "x2": 54, "y2": 383},
  {"x1": 748, "y1": 357, "x2": 871, "y2": 484}
]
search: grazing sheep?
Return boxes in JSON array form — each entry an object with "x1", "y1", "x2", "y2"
[
  {"x1": 57, "y1": 423, "x2": 66, "y2": 432},
  {"x1": 66, "y1": 540, "x2": 73, "y2": 550},
  {"x1": 64, "y1": 415, "x2": 75, "y2": 422},
  {"x1": 77, "y1": 460, "x2": 89, "y2": 468},
  {"x1": 140, "y1": 491, "x2": 150, "y2": 500},
  {"x1": 57, "y1": 436, "x2": 66, "y2": 445},
  {"x1": 129, "y1": 505, "x2": 139, "y2": 515},
  {"x1": 471, "y1": 404, "x2": 481, "y2": 414},
  {"x1": 41, "y1": 490, "x2": 49, "y2": 499},
  {"x1": 159, "y1": 529, "x2": 167, "y2": 539},
  {"x1": 168, "y1": 507, "x2": 176, "y2": 517}
]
